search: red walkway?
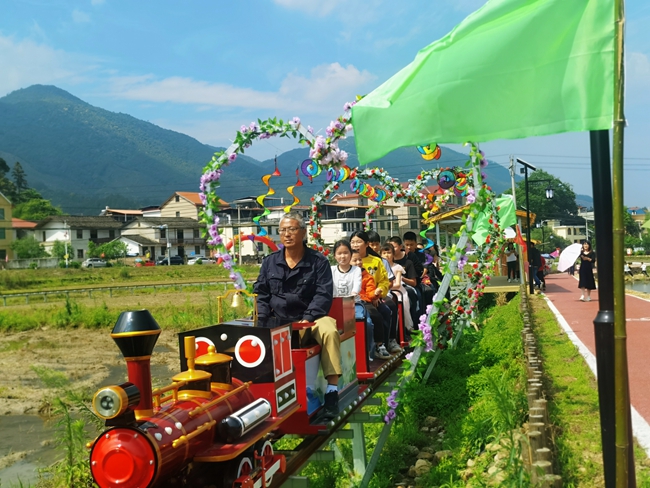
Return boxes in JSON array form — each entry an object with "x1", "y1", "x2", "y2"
[{"x1": 542, "y1": 273, "x2": 650, "y2": 453}]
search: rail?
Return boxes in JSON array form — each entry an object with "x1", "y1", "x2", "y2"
[{"x1": 0, "y1": 280, "x2": 233, "y2": 306}]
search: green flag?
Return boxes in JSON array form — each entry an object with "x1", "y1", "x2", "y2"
[
  {"x1": 472, "y1": 195, "x2": 517, "y2": 245},
  {"x1": 351, "y1": 0, "x2": 614, "y2": 165}
]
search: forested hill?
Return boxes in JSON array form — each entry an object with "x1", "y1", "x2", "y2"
[
  {"x1": 0, "y1": 85, "x2": 517, "y2": 215},
  {"x1": 0, "y1": 85, "x2": 263, "y2": 213}
]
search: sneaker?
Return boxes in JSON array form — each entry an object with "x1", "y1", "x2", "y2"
[
  {"x1": 586, "y1": 297, "x2": 591, "y2": 302},
  {"x1": 388, "y1": 339, "x2": 402, "y2": 354},
  {"x1": 579, "y1": 296, "x2": 585, "y2": 301},
  {"x1": 375, "y1": 344, "x2": 391, "y2": 360},
  {"x1": 322, "y1": 391, "x2": 339, "y2": 421},
  {"x1": 507, "y1": 278, "x2": 511, "y2": 283}
]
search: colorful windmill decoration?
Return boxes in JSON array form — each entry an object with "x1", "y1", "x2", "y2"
[
  {"x1": 301, "y1": 158, "x2": 322, "y2": 182},
  {"x1": 284, "y1": 168, "x2": 304, "y2": 213},
  {"x1": 417, "y1": 143, "x2": 442, "y2": 161}
]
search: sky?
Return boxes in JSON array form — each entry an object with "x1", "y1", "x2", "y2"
[{"x1": 2, "y1": 0, "x2": 649, "y2": 205}]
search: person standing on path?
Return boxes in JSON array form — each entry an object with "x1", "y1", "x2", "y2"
[
  {"x1": 578, "y1": 241, "x2": 597, "y2": 302},
  {"x1": 528, "y1": 241, "x2": 542, "y2": 289},
  {"x1": 505, "y1": 242, "x2": 518, "y2": 282}
]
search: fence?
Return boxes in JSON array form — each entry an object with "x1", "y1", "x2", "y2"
[
  {"x1": 0, "y1": 280, "x2": 231, "y2": 306},
  {"x1": 5, "y1": 258, "x2": 60, "y2": 270}
]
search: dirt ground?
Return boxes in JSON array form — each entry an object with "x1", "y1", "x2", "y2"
[{"x1": 0, "y1": 327, "x2": 181, "y2": 416}]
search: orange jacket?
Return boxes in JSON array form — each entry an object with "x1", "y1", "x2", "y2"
[{"x1": 359, "y1": 269, "x2": 377, "y2": 303}]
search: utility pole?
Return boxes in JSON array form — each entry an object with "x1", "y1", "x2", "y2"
[
  {"x1": 64, "y1": 220, "x2": 69, "y2": 268},
  {"x1": 509, "y1": 156, "x2": 525, "y2": 285}
]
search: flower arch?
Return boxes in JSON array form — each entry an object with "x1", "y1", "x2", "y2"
[{"x1": 198, "y1": 104, "x2": 359, "y2": 289}]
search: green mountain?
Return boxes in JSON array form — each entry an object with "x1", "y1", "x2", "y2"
[
  {"x1": 0, "y1": 85, "x2": 264, "y2": 213},
  {"x1": 0, "y1": 85, "x2": 518, "y2": 214}
]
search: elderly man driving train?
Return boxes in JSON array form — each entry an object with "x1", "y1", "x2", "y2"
[{"x1": 253, "y1": 211, "x2": 341, "y2": 420}]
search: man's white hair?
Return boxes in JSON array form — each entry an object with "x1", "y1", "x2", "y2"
[{"x1": 280, "y1": 211, "x2": 306, "y2": 229}]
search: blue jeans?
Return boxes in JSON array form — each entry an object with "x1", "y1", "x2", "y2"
[
  {"x1": 355, "y1": 303, "x2": 375, "y2": 356},
  {"x1": 531, "y1": 266, "x2": 541, "y2": 286}
]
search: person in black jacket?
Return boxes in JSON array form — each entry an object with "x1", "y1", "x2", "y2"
[
  {"x1": 254, "y1": 212, "x2": 341, "y2": 419},
  {"x1": 528, "y1": 241, "x2": 542, "y2": 288}
]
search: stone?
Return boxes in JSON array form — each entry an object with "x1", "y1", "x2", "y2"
[
  {"x1": 487, "y1": 465, "x2": 499, "y2": 475},
  {"x1": 467, "y1": 458, "x2": 476, "y2": 467},
  {"x1": 421, "y1": 446, "x2": 436, "y2": 454},
  {"x1": 414, "y1": 459, "x2": 432, "y2": 477},
  {"x1": 420, "y1": 426, "x2": 430, "y2": 433},
  {"x1": 416, "y1": 451, "x2": 434, "y2": 460},
  {"x1": 461, "y1": 468, "x2": 474, "y2": 481},
  {"x1": 406, "y1": 445, "x2": 420, "y2": 456},
  {"x1": 407, "y1": 466, "x2": 417, "y2": 478},
  {"x1": 434, "y1": 450, "x2": 452, "y2": 461},
  {"x1": 487, "y1": 442, "x2": 501, "y2": 452},
  {"x1": 423, "y1": 416, "x2": 438, "y2": 428}
]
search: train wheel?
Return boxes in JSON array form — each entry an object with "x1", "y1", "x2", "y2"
[
  {"x1": 260, "y1": 440, "x2": 275, "y2": 486},
  {"x1": 221, "y1": 455, "x2": 253, "y2": 488}
]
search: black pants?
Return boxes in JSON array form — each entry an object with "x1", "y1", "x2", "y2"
[
  {"x1": 378, "y1": 299, "x2": 398, "y2": 341},
  {"x1": 364, "y1": 302, "x2": 385, "y2": 344},
  {"x1": 507, "y1": 261, "x2": 517, "y2": 279}
]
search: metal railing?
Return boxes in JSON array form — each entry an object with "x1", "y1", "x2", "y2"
[{"x1": 0, "y1": 280, "x2": 232, "y2": 306}]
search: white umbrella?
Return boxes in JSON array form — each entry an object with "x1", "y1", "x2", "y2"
[{"x1": 557, "y1": 243, "x2": 582, "y2": 272}]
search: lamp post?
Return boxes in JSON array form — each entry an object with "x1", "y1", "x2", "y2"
[
  {"x1": 536, "y1": 221, "x2": 546, "y2": 253},
  {"x1": 516, "y1": 159, "x2": 554, "y2": 294},
  {"x1": 159, "y1": 225, "x2": 171, "y2": 265}
]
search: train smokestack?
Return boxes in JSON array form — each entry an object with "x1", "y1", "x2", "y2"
[{"x1": 111, "y1": 310, "x2": 161, "y2": 419}]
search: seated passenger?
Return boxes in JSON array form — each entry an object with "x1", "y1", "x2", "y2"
[
  {"x1": 253, "y1": 211, "x2": 341, "y2": 420},
  {"x1": 330, "y1": 240, "x2": 375, "y2": 360}
]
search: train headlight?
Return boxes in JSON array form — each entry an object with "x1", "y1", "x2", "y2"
[{"x1": 93, "y1": 383, "x2": 140, "y2": 420}]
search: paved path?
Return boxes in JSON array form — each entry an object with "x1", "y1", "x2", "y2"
[{"x1": 542, "y1": 272, "x2": 650, "y2": 454}]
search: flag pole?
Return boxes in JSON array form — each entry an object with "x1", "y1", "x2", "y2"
[{"x1": 612, "y1": 0, "x2": 634, "y2": 486}]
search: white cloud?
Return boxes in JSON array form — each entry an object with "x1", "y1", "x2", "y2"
[
  {"x1": 628, "y1": 51, "x2": 650, "y2": 85},
  {"x1": 72, "y1": 9, "x2": 91, "y2": 23},
  {"x1": 0, "y1": 35, "x2": 95, "y2": 96},
  {"x1": 272, "y1": 0, "x2": 343, "y2": 16},
  {"x1": 108, "y1": 62, "x2": 374, "y2": 114}
]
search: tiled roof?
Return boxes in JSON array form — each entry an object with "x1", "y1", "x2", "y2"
[
  {"x1": 124, "y1": 217, "x2": 203, "y2": 230},
  {"x1": 120, "y1": 234, "x2": 160, "y2": 245},
  {"x1": 12, "y1": 218, "x2": 37, "y2": 229},
  {"x1": 175, "y1": 192, "x2": 229, "y2": 208},
  {"x1": 36, "y1": 216, "x2": 125, "y2": 230},
  {"x1": 105, "y1": 208, "x2": 143, "y2": 215}
]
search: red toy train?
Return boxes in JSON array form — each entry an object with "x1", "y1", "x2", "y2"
[{"x1": 88, "y1": 296, "x2": 409, "y2": 488}]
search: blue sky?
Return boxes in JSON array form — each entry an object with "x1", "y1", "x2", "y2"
[{"x1": 2, "y1": 0, "x2": 650, "y2": 205}]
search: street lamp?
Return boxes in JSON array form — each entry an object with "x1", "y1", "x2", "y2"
[
  {"x1": 159, "y1": 225, "x2": 171, "y2": 266},
  {"x1": 536, "y1": 221, "x2": 547, "y2": 253},
  {"x1": 517, "y1": 158, "x2": 554, "y2": 294}
]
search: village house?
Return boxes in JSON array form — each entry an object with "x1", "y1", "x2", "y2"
[
  {"x1": 119, "y1": 217, "x2": 205, "y2": 260},
  {"x1": 0, "y1": 191, "x2": 12, "y2": 262},
  {"x1": 34, "y1": 216, "x2": 125, "y2": 259}
]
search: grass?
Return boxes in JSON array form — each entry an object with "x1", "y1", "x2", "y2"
[
  {"x1": 0, "y1": 291, "x2": 253, "y2": 332},
  {"x1": 529, "y1": 295, "x2": 650, "y2": 487},
  {"x1": 366, "y1": 294, "x2": 529, "y2": 487},
  {"x1": 0, "y1": 263, "x2": 260, "y2": 292}
]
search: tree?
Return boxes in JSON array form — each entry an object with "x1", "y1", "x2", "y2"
[
  {"x1": 11, "y1": 162, "x2": 28, "y2": 194},
  {"x1": 13, "y1": 199, "x2": 63, "y2": 220},
  {"x1": 96, "y1": 241, "x2": 128, "y2": 260},
  {"x1": 11, "y1": 237, "x2": 49, "y2": 259},
  {"x1": 51, "y1": 240, "x2": 75, "y2": 260},
  {"x1": 508, "y1": 169, "x2": 578, "y2": 223},
  {"x1": 624, "y1": 207, "x2": 640, "y2": 238}
]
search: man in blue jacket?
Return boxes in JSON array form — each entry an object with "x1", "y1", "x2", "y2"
[{"x1": 254, "y1": 211, "x2": 341, "y2": 420}]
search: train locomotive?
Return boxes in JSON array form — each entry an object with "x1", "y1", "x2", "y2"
[{"x1": 88, "y1": 296, "x2": 407, "y2": 488}]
